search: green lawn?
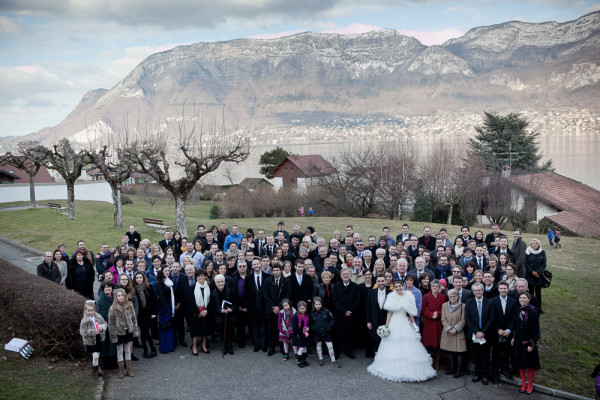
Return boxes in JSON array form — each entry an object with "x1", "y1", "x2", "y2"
[{"x1": 0, "y1": 197, "x2": 598, "y2": 397}]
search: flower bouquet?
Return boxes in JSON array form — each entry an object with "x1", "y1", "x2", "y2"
[{"x1": 376, "y1": 325, "x2": 390, "y2": 339}]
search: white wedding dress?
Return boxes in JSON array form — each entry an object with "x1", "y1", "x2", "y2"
[{"x1": 367, "y1": 290, "x2": 437, "y2": 382}]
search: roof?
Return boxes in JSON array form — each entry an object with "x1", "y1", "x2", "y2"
[
  {"x1": 508, "y1": 171, "x2": 600, "y2": 237},
  {"x1": 0, "y1": 169, "x2": 22, "y2": 180},
  {"x1": 271, "y1": 155, "x2": 334, "y2": 177},
  {"x1": 1, "y1": 158, "x2": 54, "y2": 183},
  {"x1": 239, "y1": 177, "x2": 273, "y2": 190}
]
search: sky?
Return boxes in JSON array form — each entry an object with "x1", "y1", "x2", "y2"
[{"x1": 0, "y1": 0, "x2": 598, "y2": 138}]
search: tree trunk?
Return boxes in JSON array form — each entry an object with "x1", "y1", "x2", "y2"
[
  {"x1": 447, "y1": 203, "x2": 454, "y2": 225},
  {"x1": 175, "y1": 193, "x2": 187, "y2": 238},
  {"x1": 28, "y1": 175, "x2": 37, "y2": 209},
  {"x1": 111, "y1": 183, "x2": 123, "y2": 228},
  {"x1": 66, "y1": 181, "x2": 76, "y2": 219}
]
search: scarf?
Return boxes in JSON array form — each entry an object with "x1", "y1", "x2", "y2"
[
  {"x1": 134, "y1": 284, "x2": 147, "y2": 308},
  {"x1": 519, "y1": 304, "x2": 536, "y2": 333},
  {"x1": 447, "y1": 302, "x2": 462, "y2": 313},
  {"x1": 525, "y1": 246, "x2": 543, "y2": 255},
  {"x1": 194, "y1": 281, "x2": 210, "y2": 309},
  {"x1": 164, "y1": 277, "x2": 175, "y2": 317}
]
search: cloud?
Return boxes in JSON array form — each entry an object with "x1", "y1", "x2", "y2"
[
  {"x1": 249, "y1": 30, "x2": 302, "y2": 40},
  {"x1": 0, "y1": 15, "x2": 20, "y2": 33},
  {"x1": 25, "y1": 97, "x2": 56, "y2": 107},
  {"x1": 585, "y1": 3, "x2": 600, "y2": 13},
  {"x1": 323, "y1": 23, "x2": 384, "y2": 35},
  {"x1": 0, "y1": 65, "x2": 74, "y2": 103},
  {"x1": 400, "y1": 27, "x2": 464, "y2": 45}
]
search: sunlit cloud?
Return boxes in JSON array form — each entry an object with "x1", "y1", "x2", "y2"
[
  {"x1": 323, "y1": 23, "x2": 384, "y2": 35},
  {"x1": 400, "y1": 27, "x2": 464, "y2": 45}
]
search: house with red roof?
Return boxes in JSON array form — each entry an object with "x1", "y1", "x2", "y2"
[
  {"x1": 0, "y1": 158, "x2": 54, "y2": 184},
  {"x1": 270, "y1": 155, "x2": 333, "y2": 190},
  {"x1": 507, "y1": 171, "x2": 600, "y2": 237}
]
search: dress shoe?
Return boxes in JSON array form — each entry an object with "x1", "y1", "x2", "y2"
[
  {"x1": 150, "y1": 349, "x2": 157, "y2": 358},
  {"x1": 525, "y1": 386, "x2": 533, "y2": 394},
  {"x1": 267, "y1": 349, "x2": 276, "y2": 356},
  {"x1": 492, "y1": 375, "x2": 499, "y2": 384},
  {"x1": 143, "y1": 349, "x2": 149, "y2": 359},
  {"x1": 253, "y1": 346, "x2": 261, "y2": 352},
  {"x1": 191, "y1": 348, "x2": 198, "y2": 356},
  {"x1": 471, "y1": 375, "x2": 482, "y2": 383},
  {"x1": 319, "y1": 359, "x2": 324, "y2": 366},
  {"x1": 202, "y1": 348, "x2": 210, "y2": 354},
  {"x1": 482, "y1": 377, "x2": 489, "y2": 385}
]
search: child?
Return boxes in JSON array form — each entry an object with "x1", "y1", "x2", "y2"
[
  {"x1": 554, "y1": 228, "x2": 561, "y2": 248},
  {"x1": 292, "y1": 301, "x2": 310, "y2": 368},
  {"x1": 80, "y1": 301, "x2": 107, "y2": 379},
  {"x1": 108, "y1": 288, "x2": 138, "y2": 379},
  {"x1": 547, "y1": 227, "x2": 554, "y2": 247},
  {"x1": 310, "y1": 297, "x2": 340, "y2": 368},
  {"x1": 277, "y1": 299, "x2": 295, "y2": 360}
]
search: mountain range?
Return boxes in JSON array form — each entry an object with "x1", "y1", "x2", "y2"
[{"x1": 5, "y1": 11, "x2": 600, "y2": 148}]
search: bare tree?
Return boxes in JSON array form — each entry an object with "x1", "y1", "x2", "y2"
[
  {"x1": 138, "y1": 184, "x2": 162, "y2": 212},
  {"x1": 34, "y1": 139, "x2": 89, "y2": 219},
  {"x1": 86, "y1": 119, "x2": 136, "y2": 228},
  {"x1": 373, "y1": 140, "x2": 418, "y2": 219},
  {"x1": 128, "y1": 110, "x2": 250, "y2": 237},
  {"x1": 0, "y1": 141, "x2": 46, "y2": 209},
  {"x1": 481, "y1": 174, "x2": 512, "y2": 227}
]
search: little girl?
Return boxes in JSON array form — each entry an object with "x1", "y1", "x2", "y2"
[
  {"x1": 277, "y1": 299, "x2": 295, "y2": 360},
  {"x1": 80, "y1": 301, "x2": 107, "y2": 379},
  {"x1": 108, "y1": 288, "x2": 138, "y2": 379},
  {"x1": 292, "y1": 301, "x2": 310, "y2": 368},
  {"x1": 310, "y1": 297, "x2": 341, "y2": 368}
]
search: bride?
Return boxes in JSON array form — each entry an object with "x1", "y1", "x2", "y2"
[{"x1": 367, "y1": 279, "x2": 437, "y2": 382}]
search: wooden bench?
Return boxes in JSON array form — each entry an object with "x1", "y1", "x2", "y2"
[
  {"x1": 48, "y1": 202, "x2": 67, "y2": 215},
  {"x1": 142, "y1": 217, "x2": 171, "y2": 234}
]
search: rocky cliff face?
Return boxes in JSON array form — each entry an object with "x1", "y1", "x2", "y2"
[{"x1": 8, "y1": 12, "x2": 600, "y2": 148}]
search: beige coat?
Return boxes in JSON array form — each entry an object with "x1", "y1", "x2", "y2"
[
  {"x1": 108, "y1": 301, "x2": 138, "y2": 343},
  {"x1": 80, "y1": 313, "x2": 108, "y2": 346},
  {"x1": 440, "y1": 302, "x2": 467, "y2": 353}
]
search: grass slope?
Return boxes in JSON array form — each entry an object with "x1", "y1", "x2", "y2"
[{"x1": 0, "y1": 196, "x2": 598, "y2": 396}]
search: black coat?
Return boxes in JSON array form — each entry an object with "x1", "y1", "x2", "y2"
[
  {"x1": 314, "y1": 282, "x2": 336, "y2": 312},
  {"x1": 365, "y1": 288, "x2": 391, "y2": 328},
  {"x1": 37, "y1": 261, "x2": 61, "y2": 284},
  {"x1": 483, "y1": 284, "x2": 499, "y2": 299},
  {"x1": 159, "y1": 239, "x2": 177, "y2": 252},
  {"x1": 310, "y1": 308, "x2": 335, "y2": 336},
  {"x1": 418, "y1": 235, "x2": 436, "y2": 251},
  {"x1": 289, "y1": 273, "x2": 314, "y2": 307},
  {"x1": 174, "y1": 274, "x2": 195, "y2": 311},
  {"x1": 331, "y1": 281, "x2": 361, "y2": 327},
  {"x1": 491, "y1": 295, "x2": 517, "y2": 333},
  {"x1": 67, "y1": 259, "x2": 95, "y2": 299},
  {"x1": 465, "y1": 296, "x2": 496, "y2": 339},
  {"x1": 209, "y1": 286, "x2": 237, "y2": 324},
  {"x1": 511, "y1": 238, "x2": 527, "y2": 278},
  {"x1": 525, "y1": 250, "x2": 546, "y2": 287},
  {"x1": 262, "y1": 275, "x2": 291, "y2": 320},
  {"x1": 512, "y1": 306, "x2": 541, "y2": 370},
  {"x1": 156, "y1": 280, "x2": 174, "y2": 314},
  {"x1": 244, "y1": 271, "x2": 270, "y2": 317},
  {"x1": 136, "y1": 285, "x2": 158, "y2": 328}
]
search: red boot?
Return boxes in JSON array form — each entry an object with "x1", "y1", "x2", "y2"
[
  {"x1": 519, "y1": 369, "x2": 527, "y2": 393},
  {"x1": 526, "y1": 368, "x2": 536, "y2": 394}
]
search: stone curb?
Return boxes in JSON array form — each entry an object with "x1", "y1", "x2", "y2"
[
  {"x1": 95, "y1": 377, "x2": 104, "y2": 400},
  {"x1": 0, "y1": 236, "x2": 44, "y2": 256},
  {"x1": 498, "y1": 374, "x2": 593, "y2": 400}
]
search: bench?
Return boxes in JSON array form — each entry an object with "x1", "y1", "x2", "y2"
[
  {"x1": 142, "y1": 217, "x2": 171, "y2": 234},
  {"x1": 48, "y1": 202, "x2": 67, "y2": 215}
]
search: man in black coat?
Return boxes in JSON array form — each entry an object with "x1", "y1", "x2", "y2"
[
  {"x1": 174, "y1": 263, "x2": 196, "y2": 347},
  {"x1": 452, "y1": 276, "x2": 473, "y2": 304},
  {"x1": 493, "y1": 237, "x2": 515, "y2": 264},
  {"x1": 254, "y1": 229, "x2": 267, "y2": 257},
  {"x1": 332, "y1": 268, "x2": 361, "y2": 359},
  {"x1": 418, "y1": 226, "x2": 436, "y2": 252},
  {"x1": 511, "y1": 230, "x2": 527, "y2": 278},
  {"x1": 244, "y1": 259, "x2": 270, "y2": 352},
  {"x1": 263, "y1": 263, "x2": 291, "y2": 355},
  {"x1": 158, "y1": 230, "x2": 176, "y2": 252},
  {"x1": 491, "y1": 281, "x2": 518, "y2": 383},
  {"x1": 485, "y1": 224, "x2": 506, "y2": 248},
  {"x1": 465, "y1": 283, "x2": 496, "y2": 385},
  {"x1": 365, "y1": 274, "x2": 391, "y2": 357},
  {"x1": 37, "y1": 252, "x2": 62, "y2": 284},
  {"x1": 289, "y1": 259, "x2": 314, "y2": 308}
]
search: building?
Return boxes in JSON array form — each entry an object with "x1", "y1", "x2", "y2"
[
  {"x1": 270, "y1": 155, "x2": 333, "y2": 190},
  {"x1": 508, "y1": 171, "x2": 600, "y2": 237},
  {"x1": 0, "y1": 169, "x2": 22, "y2": 183},
  {"x1": 238, "y1": 177, "x2": 273, "y2": 192},
  {"x1": 0, "y1": 159, "x2": 54, "y2": 184}
]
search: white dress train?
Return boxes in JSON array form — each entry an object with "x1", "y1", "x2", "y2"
[{"x1": 367, "y1": 291, "x2": 437, "y2": 382}]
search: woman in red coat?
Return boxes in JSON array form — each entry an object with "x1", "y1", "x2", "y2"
[{"x1": 421, "y1": 279, "x2": 446, "y2": 370}]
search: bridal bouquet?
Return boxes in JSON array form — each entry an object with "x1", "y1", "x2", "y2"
[{"x1": 376, "y1": 325, "x2": 390, "y2": 339}]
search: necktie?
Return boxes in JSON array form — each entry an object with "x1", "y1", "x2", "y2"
[
  {"x1": 298, "y1": 275, "x2": 302, "y2": 286},
  {"x1": 275, "y1": 278, "x2": 279, "y2": 286},
  {"x1": 478, "y1": 258, "x2": 483, "y2": 269},
  {"x1": 477, "y1": 300, "x2": 482, "y2": 329},
  {"x1": 256, "y1": 275, "x2": 261, "y2": 290},
  {"x1": 501, "y1": 298, "x2": 506, "y2": 314}
]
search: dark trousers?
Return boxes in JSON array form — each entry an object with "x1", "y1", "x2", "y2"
[
  {"x1": 265, "y1": 318, "x2": 279, "y2": 351},
  {"x1": 366, "y1": 329, "x2": 380, "y2": 357},
  {"x1": 139, "y1": 321, "x2": 155, "y2": 351},
  {"x1": 492, "y1": 337, "x2": 511, "y2": 374},
  {"x1": 334, "y1": 322, "x2": 356, "y2": 357},
  {"x1": 471, "y1": 340, "x2": 491, "y2": 378},
  {"x1": 236, "y1": 311, "x2": 249, "y2": 347},
  {"x1": 174, "y1": 308, "x2": 186, "y2": 345},
  {"x1": 251, "y1": 313, "x2": 266, "y2": 349},
  {"x1": 528, "y1": 284, "x2": 542, "y2": 309},
  {"x1": 151, "y1": 317, "x2": 159, "y2": 340}
]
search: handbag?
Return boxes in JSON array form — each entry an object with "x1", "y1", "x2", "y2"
[
  {"x1": 541, "y1": 269, "x2": 552, "y2": 288},
  {"x1": 419, "y1": 295, "x2": 429, "y2": 325}
]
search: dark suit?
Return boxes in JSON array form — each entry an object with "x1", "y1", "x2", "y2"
[
  {"x1": 408, "y1": 269, "x2": 435, "y2": 288},
  {"x1": 263, "y1": 275, "x2": 291, "y2": 351},
  {"x1": 491, "y1": 295, "x2": 517, "y2": 376},
  {"x1": 483, "y1": 284, "x2": 499, "y2": 299},
  {"x1": 493, "y1": 248, "x2": 515, "y2": 264},
  {"x1": 332, "y1": 281, "x2": 361, "y2": 357},
  {"x1": 458, "y1": 288, "x2": 473, "y2": 304},
  {"x1": 159, "y1": 239, "x2": 176, "y2": 252},
  {"x1": 511, "y1": 238, "x2": 527, "y2": 278},
  {"x1": 289, "y1": 273, "x2": 314, "y2": 307},
  {"x1": 262, "y1": 243, "x2": 279, "y2": 258},
  {"x1": 365, "y1": 287, "x2": 391, "y2": 355},
  {"x1": 474, "y1": 256, "x2": 488, "y2": 271},
  {"x1": 418, "y1": 235, "x2": 436, "y2": 252},
  {"x1": 244, "y1": 271, "x2": 270, "y2": 349},
  {"x1": 254, "y1": 239, "x2": 267, "y2": 257},
  {"x1": 465, "y1": 296, "x2": 496, "y2": 379},
  {"x1": 174, "y1": 274, "x2": 195, "y2": 345}
]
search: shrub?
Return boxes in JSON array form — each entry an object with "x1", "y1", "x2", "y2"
[
  {"x1": 0, "y1": 258, "x2": 87, "y2": 358},
  {"x1": 121, "y1": 195, "x2": 133, "y2": 205},
  {"x1": 209, "y1": 204, "x2": 221, "y2": 218}
]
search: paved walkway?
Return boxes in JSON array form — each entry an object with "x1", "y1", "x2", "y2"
[{"x1": 0, "y1": 237, "x2": 563, "y2": 400}]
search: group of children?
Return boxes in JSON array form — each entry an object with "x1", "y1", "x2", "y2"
[{"x1": 277, "y1": 297, "x2": 340, "y2": 368}]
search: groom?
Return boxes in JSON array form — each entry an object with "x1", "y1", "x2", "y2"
[{"x1": 365, "y1": 274, "x2": 391, "y2": 358}]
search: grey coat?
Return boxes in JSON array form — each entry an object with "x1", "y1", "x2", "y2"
[
  {"x1": 108, "y1": 301, "x2": 138, "y2": 343},
  {"x1": 440, "y1": 302, "x2": 467, "y2": 353},
  {"x1": 80, "y1": 313, "x2": 108, "y2": 346}
]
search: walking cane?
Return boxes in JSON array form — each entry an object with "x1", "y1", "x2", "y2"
[{"x1": 221, "y1": 300, "x2": 232, "y2": 358}]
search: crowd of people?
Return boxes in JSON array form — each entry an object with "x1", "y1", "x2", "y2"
[{"x1": 36, "y1": 221, "x2": 547, "y2": 392}]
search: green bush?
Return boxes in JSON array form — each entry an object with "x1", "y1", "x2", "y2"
[
  {"x1": 209, "y1": 204, "x2": 221, "y2": 218},
  {"x1": 121, "y1": 195, "x2": 133, "y2": 205}
]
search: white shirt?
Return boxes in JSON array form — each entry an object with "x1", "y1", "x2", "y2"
[
  {"x1": 296, "y1": 274, "x2": 303, "y2": 286},
  {"x1": 378, "y1": 289, "x2": 386, "y2": 309}
]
